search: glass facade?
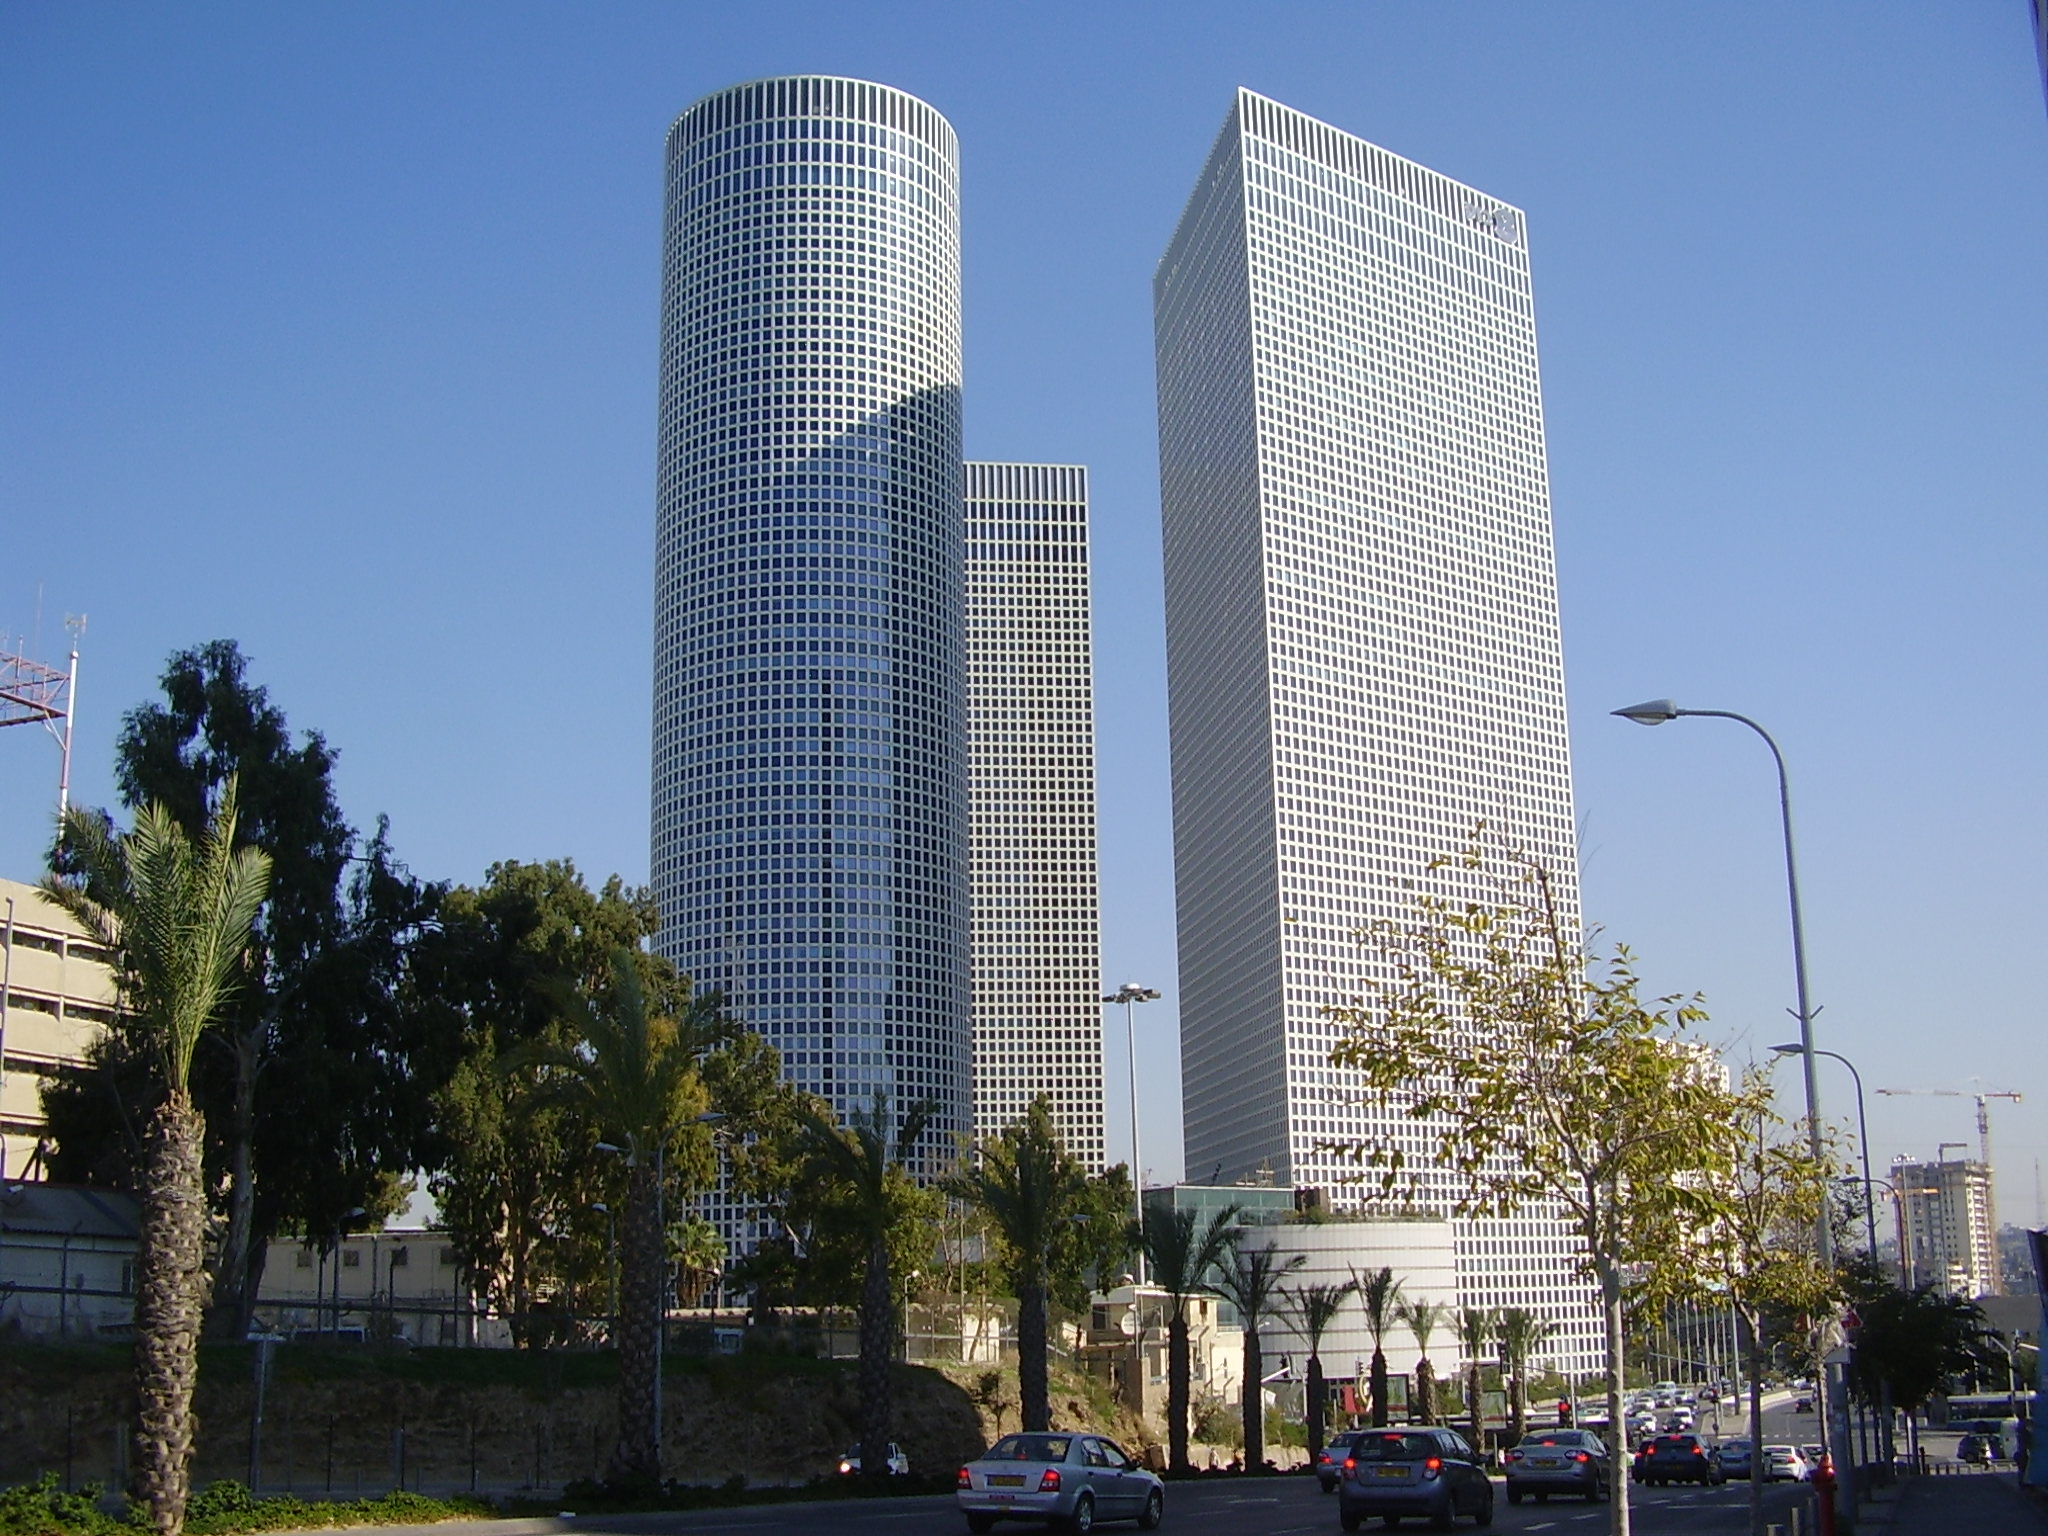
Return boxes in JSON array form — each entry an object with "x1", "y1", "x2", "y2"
[
  {"x1": 653, "y1": 76, "x2": 969, "y2": 1173},
  {"x1": 1154, "y1": 90, "x2": 1597, "y2": 1373},
  {"x1": 965, "y1": 463, "x2": 1104, "y2": 1164}
]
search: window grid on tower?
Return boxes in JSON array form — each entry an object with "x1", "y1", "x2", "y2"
[{"x1": 965, "y1": 463, "x2": 1106, "y2": 1168}]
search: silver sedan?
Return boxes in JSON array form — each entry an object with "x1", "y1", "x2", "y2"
[{"x1": 956, "y1": 1432, "x2": 1164, "y2": 1535}]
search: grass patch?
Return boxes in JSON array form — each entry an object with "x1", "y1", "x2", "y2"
[{"x1": 0, "y1": 1477, "x2": 494, "y2": 1536}]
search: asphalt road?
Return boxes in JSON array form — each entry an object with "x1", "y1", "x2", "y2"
[{"x1": 497, "y1": 1474, "x2": 1816, "y2": 1536}]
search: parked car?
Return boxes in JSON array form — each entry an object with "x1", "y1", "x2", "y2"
[
  {"x1": 1337, "y1": 1428, "x2": 1495, "y2": 1530},
  {"x1": 1761, "y1": 1445, "x2": 1811, "y2": 1483},
  {"x1": 840, "y1": 1442, "x2": 911, "y2": 1477},
  {"x1": 1636, "y1": 1433, "x2": 1723, "y2": 1487},
  {"x1": 1315, "y1": 1432, "x2": 1367, "y2": 1493},
  {"x1": 957, "y1": 1433, "x2": 1162, "y2": 1534},
  {"x1": 1793, "y1": 1396, "x2": 1814, "y2": 1414},
  {"x1": 1503, "y1": 1428, "x2": 1609, "y2": 1504},
  {"x1": 1715, "y1": 1438, "x2": 1754, "y2": 1480},
  {"x1": 1958, "y1": 1434, "x2": 2003, "y2": 1465}
]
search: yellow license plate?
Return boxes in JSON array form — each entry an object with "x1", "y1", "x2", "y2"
[
  {"x1": 988, "y1": 1475, "x2": 1025, "y2": 1488},
  {"x1": 1374, "y1": 1466, "x2": 1408, "y2": 1479}
]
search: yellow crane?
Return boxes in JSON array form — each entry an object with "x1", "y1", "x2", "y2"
[{"x1": 1874, "y1": 1086, "x2": 2023, "y2": 1168}]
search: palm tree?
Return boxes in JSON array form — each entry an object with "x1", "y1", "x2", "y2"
[
  {"x1": 1140, "y1": 1201, "x2": 1243, "y2": 1473},
  {"x1": 949, "y1": 1096, "x2": 1089, "y2": 1432},
  {"x1": 45, "y1": 787, "x2": 270, "y2": 1536},
  {"x1": 1352, "y1": 1265, "x2": 1405, "y2": 1427},
  {"x1": 1398, "y1": 1297, "x2": 1447, "y2": 1424},
  {"x1": 1213, "y1": 1241, "x2": 1305, "y2": 1470},
  {"x1": 517, "y1": 949, "x2": 727, "y2": 1482},
  {"x1": 799, "y1": 1091, "x2": 936, "y2": 1480},
  {"x1": 1496, "y1": 1308, "x2": 1557, "y2": 1444},
  {"x1": 1284, "y1": 1279, "x2": 1355, "y2": 1461},
  {"x1": 1456, "y1": 1305, "x2": 1499, "y2": 1449}
]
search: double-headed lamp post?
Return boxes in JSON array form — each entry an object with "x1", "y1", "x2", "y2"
[
  {"x1": 1613, "y1": 699, "x2": 1844, "y2": 1493},
  {"x1": 1103, "y1": 984, "x2": 1160, "y2": 1285},
  {"x1": 1773, "y1": 1043, "x2": 1878, "y2": 1262}
]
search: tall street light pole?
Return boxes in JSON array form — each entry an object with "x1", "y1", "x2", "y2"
[
  {"x1": 1103, "y1": 984, "x2": 1160, "y2": 1284},
  {"x1": 1613, "y1": 699, "x2": 1847, "y2": 1511},
  {"x1": 1774, "y1": 1043, "x2": 1878, "y2": 1261}
]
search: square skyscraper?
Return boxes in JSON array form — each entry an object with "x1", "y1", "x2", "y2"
[{"x1": 1155, "y1": 90, "x2": 1594, "y2": 1364}]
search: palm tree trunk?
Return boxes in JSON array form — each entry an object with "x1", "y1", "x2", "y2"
[
  {"x1": 1018, "y1": 1277, "x2": 1050, "y2": 1432},
  {"x1": 1167, "y1": 1311, "x2": 1192, "y2": 1473},
  {"x1": 1414, "y1": 1360, "x2": 1435, "y2": 1424},
  {"x1": 134, "y1": 1091, "x2": 210, "y2": 1536},
  {"x1": 1306, "y1": 1352, "x2": 1326, "y2": 1462},
  {"x1": 1242, "y1": 1328, "x2": 1264, "y2": 1470},
  {"x1": 1370, "y1": 1348, "x2": 1388, "y2": 1427},
  {"x1": 859, "y1": 1233, "x2": 895, "y2": 1481},
  {"x1": 610, "y1": 1160, "x2": 662, "y2": 1484}
]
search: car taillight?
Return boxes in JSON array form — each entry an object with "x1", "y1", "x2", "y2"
[
  {"x1": 1423, "y1": 1457, "x2": 1442, "y2": 1479},
  {"x1": 1573, "y1": 1452, "x2": 1589, "y2": 1463},
  {"x1": 838, "y1": 1460, "x2": 854, "y2": 1475},
  {"x1": 1693, "y1": 1446, "x2": 1705, "y2": 1457},
  {"x1": 1038, "y1": 1469, "x2": 1062, "y2": 1493},
  {"x1": 958, "y1": 1467, "x2": 972, "y2": 1489},
  {"x1": 1505, "y1": 1450, "x2": 1522, "y2": 1462}
]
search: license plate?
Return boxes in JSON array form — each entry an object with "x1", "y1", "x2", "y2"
[
  {"x1": 988, "y1": 1476, "x2": 1025, "y2": 1488},
  {"x1": 1531, "y1": 1458, "x2": 1560, "y2": 1468},
  {"x1": 1374, "y1": 1466, "x2": 1408, "y2": 1479}
]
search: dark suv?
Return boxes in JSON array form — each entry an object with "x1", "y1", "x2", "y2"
[
  {"x1": 1338, "y1": 1427, "x2": 1495, "y2": 1530},
  {"x1": 1636, "y1": 1433, "x2": 1723, "y2": 1487}
]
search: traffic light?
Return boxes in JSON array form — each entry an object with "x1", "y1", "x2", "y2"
[{"x1": 1557, "y1": 1399, "x2": 1573, "y2": 1426}]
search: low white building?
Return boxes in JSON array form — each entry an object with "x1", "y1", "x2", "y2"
[
  {"x1": 1248, "y1": 1218, "x2": 1465, "y2": 1406},
  {"x1": 254, "y1": 1227, "x2": 505, "y2": 1347},
  {"x1": 0, "y1": 1181, "x2": 139, "y2": 1337}
]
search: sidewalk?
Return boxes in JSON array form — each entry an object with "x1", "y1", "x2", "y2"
[{"x1": 1856, "y1": 1472, "x2": 2048, "y2": 1536}]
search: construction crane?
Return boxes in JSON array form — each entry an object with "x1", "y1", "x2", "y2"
[{"x1": 1875, "y1": 1086, "x2": 2023, "y2": 1168}]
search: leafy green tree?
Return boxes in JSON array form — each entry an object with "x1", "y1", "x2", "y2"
[
  {"x1": 1284, "y1": 1278, "x2": 1354, "y2": 1461},
  {"x1": 1213, "y1": 1241, "x2": 1305, "y2": 1469},
  {"x1": 1457, "y1": 1306, "x2": 1499, "y2": 1447},
  {"x1": 45, "y1": 786, "x2": 270, "y2": 1536},
  {"x1": 410, "y1": 860, "x2": 680, "y2": 1342},
  {"x1": 1849, "y1": 1283, "x2": 1994, "y2": 1426},
  {"x1": 1689, "y1": 1080, "x2": 1838, "y2": 1536},
  {"x1": 1352, "y1": 1266, "x2": 1405, "y2": 1427},
  {"x1": 1329, "y1": 837, "x2": 1747, "y2": 1536},
  {"x1": 1496, "y1": 1307, "x2": 1557, "y2": 1443},
  {"x1": 948, "y1": 1096, "x2": 1091, "y2": 1432},
  {"x1": 1398, "y1": 1296, "x2": 1447, "y2": 1424},
  {"x1": 507, "y1": 950, "x2": 727, "y2": 1482},
  {"x1": 1070, "y1": 1163, "x2": 1140, "y2": 1296},
  {"x1": 797, "y1": 1092, "x2": 939, "y2": 1481},
  {"x1": 43, "y1": 641, "x2": 435, "y2": 1338},
  {"x1": 1141, "y1": 1202, "x2": 1244, "y2": 1473}
]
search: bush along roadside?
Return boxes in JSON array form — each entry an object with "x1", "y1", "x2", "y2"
[{"x1": 0, "y1": 1477, "x2": 494, "y2": 1536}]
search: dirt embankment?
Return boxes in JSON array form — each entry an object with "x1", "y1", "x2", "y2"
[{"x1": 3, "y1": 1344, "x2": 1148, "y2": 1497}]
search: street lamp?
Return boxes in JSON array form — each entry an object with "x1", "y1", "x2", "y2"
[
  {"x1": 1773, "y1": 1043, "x2": 1878, "y2": 1262},
  {"x1": 1103, "y1": 984, "x2": 1160, "y2": 1284},
  {"x1": 1613, "y1": 699, "x2": 1842, "y2": 1478}
]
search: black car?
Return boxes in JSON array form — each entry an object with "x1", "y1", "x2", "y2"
[
  {"x1": 1315, "y1": 1432, "x2": 1367, "y2": 1493},
  {"x1": 1636, "y1": 1433, "x2": 1723, "y2": 1487},
  {"x1": 1337, "y1": 1427, "x2": 1495, "y2": 1530}
]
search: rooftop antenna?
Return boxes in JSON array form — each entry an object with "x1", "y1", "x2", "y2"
[{"x1": 0, "y1": 612, "x2": 83, "y2": 823}]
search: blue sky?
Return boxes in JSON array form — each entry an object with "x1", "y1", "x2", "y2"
[{"x1": 4, "y1": 3, "x2": 2043, "y2": 1221}]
